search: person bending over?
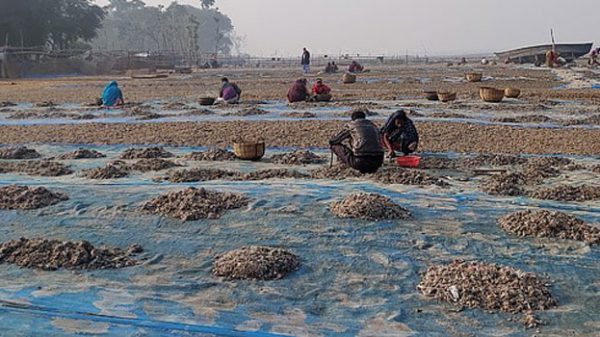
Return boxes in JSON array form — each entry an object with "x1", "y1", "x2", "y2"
[
  {"x1": 329, "y1": 110, "x2": 384, "y2": 174},
  {"x1": 381, "y1": 109, "x2": 419, "y2": 158},
  {"x1": 101, "y1": 80, "x2": 124, "y2": 108},
  {"x1": 288, "y1": 78, "x2": 310, "y2": 103},
  {"x1": 218, "y1": 77, "x2": 242, "y2": 104}
]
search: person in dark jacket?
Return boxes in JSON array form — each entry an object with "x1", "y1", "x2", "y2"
[
  {"x1": 329, "y1": 110, "x2": 384, "y2": 174},
  {"x1": 301, "y1": 47, "x2": 311, "y2": 73},
  {"x1": 381, "y1": 109, "x2": 419, "y2": 158},
  {"x1": 287, "y1": 78, "x2": 310, "y2": 103},
  {"x1": 218, "y1": 77, "x2": 242, "y2": 104}
]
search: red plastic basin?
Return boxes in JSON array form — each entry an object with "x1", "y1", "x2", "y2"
[{"x1": 396, "y1": 155, "x2": 421, "y2": 168}]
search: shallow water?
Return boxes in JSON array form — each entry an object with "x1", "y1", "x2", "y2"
[{"x1": 0, "y1": 145, "x2": 599, "y2": 336}]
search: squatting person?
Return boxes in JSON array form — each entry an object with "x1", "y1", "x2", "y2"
[{"x1": 329, "y1": 109, "x2": 384, "y2": 174}]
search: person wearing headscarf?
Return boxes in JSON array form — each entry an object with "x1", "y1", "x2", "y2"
[
  {"x1": 348, "y1": 60, "x2": 364, "y2": 73},
  {"x1": 380, "y1": 109, "x2": 419, "y2": 158},
  {"x1": 218, "y1": 77, "x2": 242, "y2": 104},
  {"x1": 287, "y1": 78, "x2": 310, "y2": 103},
  {"x1": 101, "y1": 80, "x2": 124, "y2": 107}
]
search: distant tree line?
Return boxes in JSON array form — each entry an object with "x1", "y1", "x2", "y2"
[
  {"x1": 0, "y1": 0, "x2": 104, "y2": 50},
  {"x1": 0, "y1": 0, "x2": 236, "y2": 56},
  {"x1": 91, "y1": 0, "x2": 235, "y2": 55}
]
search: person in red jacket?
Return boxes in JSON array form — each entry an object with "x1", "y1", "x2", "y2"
[{"x1": 312, "y1": 78, "x2": 332, "y2": 102}]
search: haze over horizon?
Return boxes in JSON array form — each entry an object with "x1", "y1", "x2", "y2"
[{"x1": 94, "y1": 0, "x2": 597, "y2": 57}]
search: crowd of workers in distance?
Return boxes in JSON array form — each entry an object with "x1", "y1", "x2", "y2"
[{"x1": 100, "y1": 47, "x2": 420, "y2": 175}]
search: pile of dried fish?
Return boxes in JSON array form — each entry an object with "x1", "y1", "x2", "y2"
[
  {"x1": 212, "y1": 246, "x2": 300, "y2": 280},
  {"x1": 184, "y1": 148, "x2": 236, "y2": 161},
  {"x1": 128, "y1": 158, "x2": 179, "y2": 172},
  {"x1": 310, "y1": 164, "x2": 365, "y2": 180},
  {"x1": 337, "y1": 107, "x2": 378, "y2": 117},
  {"x1": 225, "y1": 107, "x2": 269, "y2": 116},
  {"x1": 182, "y1": 108, "x2": 214, "y2": 116},
  {"x1": 241, "y1": 169, "x2": 308, "y2": 180},
  {"x1": 526, "y1": 157, "x2": 572, "y2": 167},
  {"x1": 481, "y1": 172, "x2": 527, "y2": 196},
  {"x1": 592, "y1": 165, "x2": 600, "y2": 174},
  {"x1": 57, "y1": 148, "x2": 106, "y2": 160},
  {"x1": 0, "y1": 160, "x2": 72, "y2": 176},
  {"x1": 460, "y1": 154, "x2": 527, "y2": 168},
  {"x1": 331, "y1": 193, "x2": 411, "y2": 220},
  {"x1": 82, "y1": 161, "x2": 130, "y2": 179},
  {"x1": 498, "y1": 209, "x2": 600, "y2": 244},
  {"x1": 269, "y1": 150, "x2": 324, "y2": 165},
  {"x1": 527, "y1": 184, "x2": 600, "y2": 202},
  {"x1": 0, "y1": 238, "x2": 141, "y2": 270},
  {"x1": 120, "y1": 147, "x2": 174, "y2": 159},
  {"x1": 162, "y1": 168, "x2": 237, "y2": 183},
  {"x1": 419, "y1": 157, "x2": 460, "y2": 170},
  {"x1": 281, "y1": 111, "x2": 317, "y2": 118},
  {"x1": 0, "y1": 185, "x2": 68, "y2": 210},
  {"x1": 372, "y1": 168, "x2": 448, "y2": 187},
  {"x1": 491, "y1": 115, "x2": 554, "y2": 123},
  {"x1": 0, "y1": 146, "x2": 41, "y2": 160},
  {"x1": 418, "y1": 260, "x2": 557, "y2": 313},
  {"x1": 520, "y1": 162, "x2": 560, "y2": 183},
  {"x1": 141, "y1": 187, "x2": 250, "y2": 221}
]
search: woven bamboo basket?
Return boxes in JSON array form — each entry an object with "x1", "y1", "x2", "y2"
[
  {"x1": 233, "y1": 141, "x2": 265, "y2": 160},
  {"x1": 437, "y1": 91, "x2": 457, "y2": 102},
  {"x1": 465, "y1": 72, "x2": 483, "y2": 82},
  {"x1": 342, "y1": 73, "x2": 357, "y2": 84},
  {"x1": 479, "y1": 87, "x2": 504, "y2": 103},
  {"x1": 424, "y1": 91, "x2": 439, "y2": 101},
  {"x1": 199, "y1": 97, "x2": 216, "y2": 106},
  {"x1": 504, "y1": 87, "x2": 521, "y2": 98}
]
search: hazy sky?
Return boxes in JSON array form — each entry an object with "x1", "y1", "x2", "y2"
[{"x1": 94, "y1": 0, "x2": 597, "y2": 56}]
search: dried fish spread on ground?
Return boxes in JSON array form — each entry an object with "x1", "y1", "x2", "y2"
[
  {"x1": 241, "y1": 169, "x2": 308, "y2": 180},
  {"x1": 331, "y1": 193, "x2": 410, "y2": 220},
  {"x1": 460, "y1": 154, "x2": 527, "y2": 168},
  {"x1": 57, "y1": 148, "x2": 106, "y2": 160},
  {"x1": 129, "y1": 158, "x2": 179, "y2": 172},
  {"x1": 498, "y1": 210, "x2": 600, "y2": 244},
  {"x1": 120, "y1": 147, "x2": 174, "y2": 159},
  {"x1": 225, "y1": 107, "x2": 268, "y2": 116},
  {"x1": 338, "y1": 107, "x2": 378, "y2": 117},
  {"x1": 0, "y1": 185, "x2": 68, "y2": 210},
  {"x1": 481, "y1": 172, "x2": 527, "y2": 196},
  {"x1": 142, "y1": 187, "x2": 249, "y2": 221},
  {"x1": 527, "y1": 184, "x2": 600, "y2": 202},
  {"x1": 0, "y1": 238, "x2": 141, "y2": 270},
  {"x1": 83, "y1": 161, "x2": 130, "y2": 179},
  {"x1": 310, "y1": 164, "x2": 365, "y2": 180},
  {"x1": 418, "y1": 260, "x2": 557, "y2": 313},
  {"x1": 269, "y1": 150, "x2": 324, "y2": 165},
  {"x1": 0, "y1": 160, "x2": 72, "y2": 176},
  {"x1": 212, "y1": 246, "x2": 300, "y2": 280},
  {"x1": 162, "y1": 168, "x2": 236, "y2": 183},
  {"x1": 372, "y1": 168, "x2": 448, "y2": 187},
  {"x1": 0, "y1": 147, "x2": 41, "y2": 159},
  {"x1": 419, "y1": 157, "x2": 461, "y2": 170},
  {"x1": 281, "y1": 111, "x2": 316, "y2": 118},
  {"x1": 184, "y1": 149, "x2": 236, "y2": 161}
]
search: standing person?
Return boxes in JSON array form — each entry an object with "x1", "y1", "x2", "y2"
[
  {"x1": 329, "y1": 109, "x2": 384, "y2": 174},
  {"x1": 380, "y1": 109, "x2": 419, "y2": 158},
  {"x1": 301, "y1": 47, "x2": 311, "y2": 74},
  {"x1": 101, "y1": 80, "x2": 124, "y2": 108},
  {"x1": 287, "y1": 78, "x2": 310, "y2": 103},
  {"x1": 218, "y1": 77, "x2": 242, "y2": 104}
]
